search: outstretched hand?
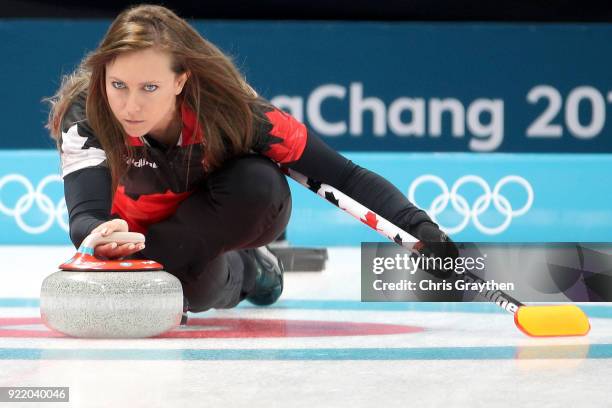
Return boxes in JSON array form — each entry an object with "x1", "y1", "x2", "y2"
[
  {"x1": 88, "y1": 219, "x2": 145, "y2": 259},
  {"x1": 412, "y1": 222, "x2": 459, "y2": 278}
]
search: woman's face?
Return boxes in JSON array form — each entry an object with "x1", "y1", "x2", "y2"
[{"x1": 105, "y1": 48, "x2": 188, "y2": 138}]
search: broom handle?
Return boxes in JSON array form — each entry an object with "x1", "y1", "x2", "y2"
[{"x1": 283, "y1": 166, "x2": 524, "y2": 314}]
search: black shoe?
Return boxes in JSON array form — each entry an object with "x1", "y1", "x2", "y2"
[{"x1": 245, "y1": 245, "x2": 284, "y2": 306}]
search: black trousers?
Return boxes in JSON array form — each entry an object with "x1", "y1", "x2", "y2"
[{"x1": 141, "y1": 155, "x2": 292, "y2": 312}]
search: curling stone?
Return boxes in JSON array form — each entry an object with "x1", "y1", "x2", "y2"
[{"x1": 40, "y1": 232, "x2": 183, "y2": 338}]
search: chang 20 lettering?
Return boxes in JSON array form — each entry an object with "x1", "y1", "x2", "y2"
[{"x1": 272, "y1": 83, "x2": 611, "y2": 152}]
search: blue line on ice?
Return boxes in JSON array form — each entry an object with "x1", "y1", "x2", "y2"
[{"x1": 0, "y1": 344, "x2": 609, "y2": 361}]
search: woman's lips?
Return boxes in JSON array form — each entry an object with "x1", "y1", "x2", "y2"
[{"x1": 125, "y1": 119, "x2": 144, "y2": 124}]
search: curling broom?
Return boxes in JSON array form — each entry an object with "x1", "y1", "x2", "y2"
[{"x1": 283, "y1": 167, "x2": 590, "y2": 337}]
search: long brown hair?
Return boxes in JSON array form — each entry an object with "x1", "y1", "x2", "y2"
[{"x1": 45, "y1": 4, "x2": 269, "y2": 190}]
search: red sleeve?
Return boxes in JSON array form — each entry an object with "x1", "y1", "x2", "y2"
[
  {"x1": 250, "y1": 101, "x2": 434, "y2": 237},
  {"x1": 253, "y1": 108, "x2": 308, "y2": 164}
]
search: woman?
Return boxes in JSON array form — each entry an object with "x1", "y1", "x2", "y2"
[{"x1": 45, "y1": 4, "x2": 454, "y2": 315}]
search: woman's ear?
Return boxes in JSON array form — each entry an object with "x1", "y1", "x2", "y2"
[{"x1": 176, "y1": 71, "x2": 190, "y2": 95}]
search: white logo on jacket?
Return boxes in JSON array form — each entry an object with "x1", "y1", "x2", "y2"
[{"x1": 127, "y1": 157, "x2": 159, "y2": 169}]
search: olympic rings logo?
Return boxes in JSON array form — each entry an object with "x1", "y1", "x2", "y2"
[
  {"x1": 0, "y1": 174, "x2": 68, "y2": 234},
  {"x1": 408, "y1": 175, "x2": 534, "y2": 235}
]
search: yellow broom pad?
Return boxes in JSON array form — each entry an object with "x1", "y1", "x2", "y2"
[{"x1": 515, "y1": 305, "x2": 591, "y2": 337}]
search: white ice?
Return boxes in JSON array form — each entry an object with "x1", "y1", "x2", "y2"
[{"x1": 0, "y1": 246, "x2": 610, "y2": 408}]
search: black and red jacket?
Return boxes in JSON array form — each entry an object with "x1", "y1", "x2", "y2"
[{"x1": 60, "y1": 91, "x2": 432, "y2": 247}]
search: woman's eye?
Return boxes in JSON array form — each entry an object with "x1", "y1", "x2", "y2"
[
  {"x1": 111, "y1": 81, "x2": 125, "y2": 89},
  {"x1": 144, "y1": 84, "x2": 158, "y2": 92}
]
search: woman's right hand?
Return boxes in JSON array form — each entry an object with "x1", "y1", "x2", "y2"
[{"x1": 89, "y1": 219, "x2": 145, "y2": 259}]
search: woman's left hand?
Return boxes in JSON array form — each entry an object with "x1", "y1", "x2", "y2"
[{"x1": 412, "y1": 222, "x2": 459, "y2": 278}]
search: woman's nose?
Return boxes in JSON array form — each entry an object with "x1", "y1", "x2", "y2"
[{"x1": 125, "y1": 92, "x2": 142, "y2": 114}]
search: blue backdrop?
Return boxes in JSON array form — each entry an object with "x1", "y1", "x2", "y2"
[
  {"x1": 1, "y1": 20, "x2": 611, "y2": 152},
  {"x1": 0, "y1": 20, "x2": 610, "y2": 245},
  {"x1": 1, "y1": 151, "x2": 610, "y2": 245}
]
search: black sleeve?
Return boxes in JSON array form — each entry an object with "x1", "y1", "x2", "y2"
[
  {"x1": 63, "y1": 165, "x2": 113, "y2": 248},
  {"x1": 285, "y1": 130, "x2": 435, "y2": 238}
]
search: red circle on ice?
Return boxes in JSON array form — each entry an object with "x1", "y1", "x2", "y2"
[{"x1": 0, "y1": 317, "x2": 423, "y2": 338}]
